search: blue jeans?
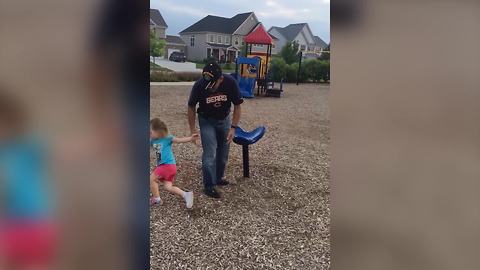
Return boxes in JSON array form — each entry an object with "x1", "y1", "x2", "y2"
[{"x1": 199, "y1": 115, "x2": 231, "y2": 189}]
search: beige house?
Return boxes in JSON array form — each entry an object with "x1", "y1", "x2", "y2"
[
  {"x1": 150, "y1": 9, "x2": 186, "y2": 59},
  {"x1": 179, "y1": 12, "x2": 260, "y2": 62},
  {"x1": 268, "y1": 23, "x2": 327, "y2": 56},
  {"x1": 150, "y1": 9, "x2": 167, "y2": 39}
]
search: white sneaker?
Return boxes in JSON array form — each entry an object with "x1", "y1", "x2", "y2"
[{"x1": 184, "y1": 191, "x2": 194, "y2": 209}]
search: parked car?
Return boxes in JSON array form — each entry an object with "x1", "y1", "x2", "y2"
[{"x1": 169, "y1": 51, "x2": 186, "y2": 62}]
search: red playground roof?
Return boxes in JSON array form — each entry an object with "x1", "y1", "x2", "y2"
[{"x1": 244, "y1": 23, "x2": 273, "y2": 45}]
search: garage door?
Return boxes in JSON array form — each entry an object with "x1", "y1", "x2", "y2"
[{"x1": 167, "y1": 49, "x2": 180, "y2": 58}]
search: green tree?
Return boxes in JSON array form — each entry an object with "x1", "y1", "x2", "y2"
[
  {"x1": 150, "y1": 30, "x2": 165, "y2": 63},
  {"x1": 280, "y1": 41, "x2": 300, "y2": 64}
]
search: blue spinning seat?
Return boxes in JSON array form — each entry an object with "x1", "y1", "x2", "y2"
[
  {"x1": 233, "y1": 126, "x2": 266, "y2": 178},
  {"x1": 233, "y1": 126, "x2": 266, "y2": 145}
]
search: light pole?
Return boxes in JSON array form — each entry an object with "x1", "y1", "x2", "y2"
[{"x1": 296, "y1": 51, "x2": 303, "y2": 85}]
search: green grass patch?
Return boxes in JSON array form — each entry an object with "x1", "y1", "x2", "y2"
[{"x1": 196, "y1": 62, "x2": 236, "y2": 72}]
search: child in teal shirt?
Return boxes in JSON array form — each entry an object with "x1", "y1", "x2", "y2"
[{"x1": 150, "y1": 118, "x2": 198, "y2": 208}]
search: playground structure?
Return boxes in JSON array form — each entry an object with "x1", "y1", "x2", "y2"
[
  {"x1": 233, "y1": 126, "x2": 266, "y2": 178},
  {"x1": 232, "y1": 23, "x2": 282, "y2": 98},
  {"x1": 244, "y1": 23, "x2": 272, "y2": 95}
]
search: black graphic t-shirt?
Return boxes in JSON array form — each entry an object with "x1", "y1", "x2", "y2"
[{"x1": 188, "y1": 74, "x2": 243, "y2": 120}]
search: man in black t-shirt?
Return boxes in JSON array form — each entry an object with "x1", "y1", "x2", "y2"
[{"x1": 188, "y1": 61, "x2": 243, "y2": 198}]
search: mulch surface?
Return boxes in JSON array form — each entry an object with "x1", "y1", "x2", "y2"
[{"x1": 150, "y1": 83, "x2": 330, "y2": 269}]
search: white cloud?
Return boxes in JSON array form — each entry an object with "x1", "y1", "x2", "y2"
[
  {"x1": 256, "y1": 0, "x2": 328, "y2": 22},
  {"x1": 152, "y1": 0, "x2": 209, "y2": 18},
  {"x1": 266, "y1": 0, "x2": 277, "y2": 6}
]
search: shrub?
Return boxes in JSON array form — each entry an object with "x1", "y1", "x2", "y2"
[
  {"x1": 150, "y1": 71, "x2": 201, "y2": 82},
  {"x1": 319, "y1": 60, "x2": 330, "y2": 82},
  {"x1": 150, "y1": 71, "x2": 178, "y2": 82},
  {"x1": 285, "y1": 63, "x2": 298, "y2": 83},
  {"x1": 304, "y1": 59, "x2": 323, "y2": 82},
  {"x1": 282, "y1": 62, "x2": 309, "y2": 83},
  {"x1": 267, "y1": 58, "x2": 331, "y2": 83},
  {"x1": 298, "y1": 62, "x2": 309, "y2": 83},
  {"x1": 300, "y1": 59, "x2": 330, "y2": 83},
  {"x1": 176, "y1": 72, "x2": 202, "y2": 81},
  {"x1": 269, "y1": 58, "x2": 330, "y2": 83},
  {"x1": 269, "y1": 57, "x2": 287, "y2": 82}
]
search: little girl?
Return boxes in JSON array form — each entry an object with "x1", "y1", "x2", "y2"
[
  {"x1": 0, "y1": 89, "x2": 57, "y2": 270},
  {"x1": 150, "y1": 118, "x2": 197, "y2": 208}
]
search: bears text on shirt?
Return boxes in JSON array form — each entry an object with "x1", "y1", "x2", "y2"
[{"x1": 187, "y1": 74, "x2": 243, "y2": 120}]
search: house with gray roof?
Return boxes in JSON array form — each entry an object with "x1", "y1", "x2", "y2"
[
  {"x1": 268, "y1": 23, "x2": 327, "y2": 56},
  {"x1": 179, "y1": 12, "x2": 259, "y2": 62},
  {"x1": 314, "y1": 36, "x2": 328, "y2": 50},
  {"x1": 150, "y1": 9, "x2": 186, "y2": 59},
  {"x1": 150, "y1": 9, "x2": 167, "y2": 39}
]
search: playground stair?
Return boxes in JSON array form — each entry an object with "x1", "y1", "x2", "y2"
[{"x1": 265, "y1": 79, "x2": 283, "y2": 98}]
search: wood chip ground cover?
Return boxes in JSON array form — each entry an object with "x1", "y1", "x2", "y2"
[{"x1": 150, "y1": 83, "x2": 330, "y2": 269}]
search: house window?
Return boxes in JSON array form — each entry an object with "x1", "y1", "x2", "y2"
[
  {"x1": 217, "y1": 35, "x2": 222, "y2": 44},
  {"x1": 190, "y1": 35, "x2": 195, "y2": 46},
  {"x1": 225, "y1": 36, "x2": 230, "y2": 45},
  {"x1": 234, "y1": 37, "x2": 239, "y2": 45},
  {"x1": 209, "y1": 34, "x2": 214, "y2": 43},
  {"x1": 300, "y1": 45, "x2": 306, "y2": 51}
]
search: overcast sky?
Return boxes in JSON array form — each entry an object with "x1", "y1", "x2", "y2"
[{"x1": 151, "y1": 0, "x2": 330, "y2": 43}]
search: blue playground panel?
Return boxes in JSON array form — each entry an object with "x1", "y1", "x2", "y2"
[
  {"x1": 238, "y1": 78, "x2": 256, "y2": 98},
  {"x1": 234, "y1": 57, "x2": 261, "y2": 98}
]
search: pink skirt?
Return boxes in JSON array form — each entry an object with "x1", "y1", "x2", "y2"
[{"x1": 153, "y1": 164, "x2": 177, "y2": 182}]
